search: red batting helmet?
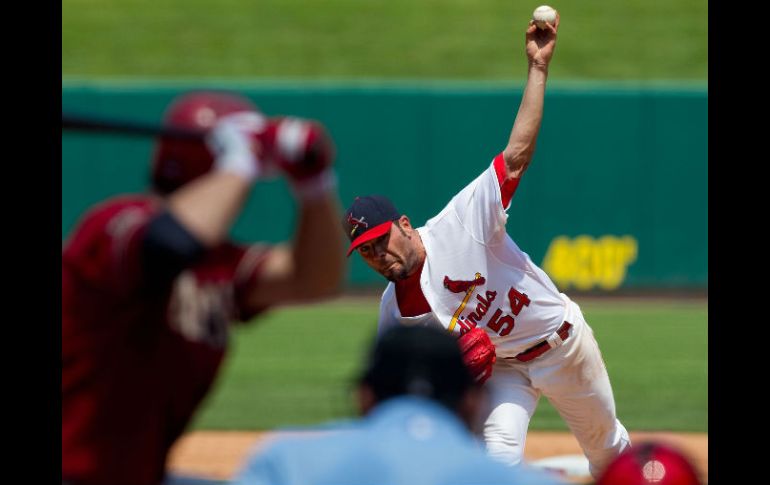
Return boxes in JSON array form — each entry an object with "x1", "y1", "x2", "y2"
[
  {"x1": 596, "y1": 442, "x2": 702, "y2": 485},
  {"x1": 150, "y1": 91, "x2": 260, "y2": 194}
]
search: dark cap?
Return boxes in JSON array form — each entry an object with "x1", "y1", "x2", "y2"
[
  {"x1": 342, "y1": 195, "x2": 401, "y2": 256},
  {"x1": 359, "y1": 325, "x2": 475, "y2": 410}
]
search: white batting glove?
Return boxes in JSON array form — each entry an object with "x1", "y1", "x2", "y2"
[{"x1": 206, "y1": 112, "x2": 270, "y2": 183}]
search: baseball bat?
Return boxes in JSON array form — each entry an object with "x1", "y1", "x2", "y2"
[{"x1": 62, "y1": 113, "x2": 205, "y2": 140}]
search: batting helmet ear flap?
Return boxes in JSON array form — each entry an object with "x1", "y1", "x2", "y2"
[{"x1": 150, "y1": 91, "x2": 260, "y2": 195}]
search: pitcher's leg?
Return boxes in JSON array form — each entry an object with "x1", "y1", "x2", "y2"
[
  {"x1": 544, "y1": 323, "x2": 630, "y2": 478},
  {"x1": 549, "y1": 393, "x2": 630, "y2": 478},
  {"x1": 482, "y1": 365, "x2": 540, "y2": 466}
]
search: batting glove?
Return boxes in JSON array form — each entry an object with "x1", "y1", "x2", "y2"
[
  {"x1": 206, "y1": 112, "x2": 270, "y2": 183},
  {"x1": 271, "y1": 117, "x2": 338, "y2": 200}
]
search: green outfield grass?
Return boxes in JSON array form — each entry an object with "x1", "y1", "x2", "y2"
[
  {"x1": 191, "y1": 297, "x2": 707, "y2": 432},
  {"x1": 62, "y1": 0, "x2": 707, "y2": 81}
]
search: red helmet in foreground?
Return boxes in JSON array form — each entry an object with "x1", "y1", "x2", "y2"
[
  {"x1": 597, "y1": 442, "x2": 702, "y2": 485},
  {"x1": 151, "y1": 91, "x2": 260, "y2": 194}
]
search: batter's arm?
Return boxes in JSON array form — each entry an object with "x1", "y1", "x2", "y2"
[
  {"x1": 502, "y1": 14, "x2": 559, "y2": 180},
  {"x1": 165, "y1": 172, "x2": 252, "y2": 248},
  {"x1": 139, "y1": 116, "x2": 264, "y2": 284},
  {"x1": 164, "y1": 112, "x2": 267, "y2": 248}
]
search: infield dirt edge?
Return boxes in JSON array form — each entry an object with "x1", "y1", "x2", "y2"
[{"x1": 167, "y1": 430, "x2": 708, "y2": 484}]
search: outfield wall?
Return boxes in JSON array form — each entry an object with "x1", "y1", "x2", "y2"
[{"x1": 62, "y1": 83, "x2": 707, "y2": 290}]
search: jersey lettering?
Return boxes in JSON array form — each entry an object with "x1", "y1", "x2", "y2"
[
  {"x1": 487, "y1": 308, "x2": 515, "y2": 336},
  {"x1": 167, "y1": 271, "x2": 232, "y2": 348},
  {"x1": 455, "y1": 317, "x2": 475, "y2": 335},
  {"x1": 447, "y1": 272, "x2": 484, "y2": 333},
  {"x1": 481, "y1": 286, "x2": 531, "y2": 337},
  {"x1": 456, "y1": 290, "x2": 499, "y2": 335},
  {"x1": 508, "y1": 287, "x2": 531, "y2": 315},
  {"x1": 464, "y1": 290, "x2": 497, "y2": 325}
]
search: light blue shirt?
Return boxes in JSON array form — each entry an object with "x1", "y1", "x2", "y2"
[{"x1": 232, "y1": 396, "x2": 565, "y2": 485}]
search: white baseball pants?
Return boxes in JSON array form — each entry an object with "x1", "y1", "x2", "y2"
[{"x1": 480, "y1": 295, "x2": 631, "y2": 478}]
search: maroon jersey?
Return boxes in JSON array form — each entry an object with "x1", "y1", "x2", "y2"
[{"x1": 62, "y1": 195, "x2": 271, "y2": 485}]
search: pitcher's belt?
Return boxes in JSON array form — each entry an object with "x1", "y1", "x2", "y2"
[{"x1": 513, "y1": 321, "x2": 573, "y2": 362}]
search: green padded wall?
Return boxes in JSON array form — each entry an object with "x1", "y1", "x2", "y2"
[{"x1": 62, "y1": 83, "x2": 707, "y2": 290}]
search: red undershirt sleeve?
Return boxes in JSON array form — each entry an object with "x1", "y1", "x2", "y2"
[
  {"x1": 395, "y1": 261, "x2": 431, "y2": 317},
  {"x1": 493, "y1": 152, "x2": 520, "y2": 208}
]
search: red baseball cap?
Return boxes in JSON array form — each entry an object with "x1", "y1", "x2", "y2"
[
  {"x1": 342, "y1": 195, "x2": 401, "y2": 256},
  {"x1": 150, "y1": 91, "x2": 260, "y2": 195},
  {"x1": 596, "y1": 442, "x2": 702, "y2": 485}
]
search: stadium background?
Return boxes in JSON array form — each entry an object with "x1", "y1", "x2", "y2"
[{"x1": 62, "y1": 0, "x2": 707, "y2": 481}]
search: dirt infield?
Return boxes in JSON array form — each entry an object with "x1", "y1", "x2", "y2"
[{"x1": 167, "y1": 430, "x2": 707, "y2": 483}]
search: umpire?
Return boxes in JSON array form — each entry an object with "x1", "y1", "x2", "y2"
[{"x1": 233, "y1": 325, "x2": 565, "y2": 485}]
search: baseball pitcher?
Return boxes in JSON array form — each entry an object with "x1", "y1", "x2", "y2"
[{"x1": 343, "y1": 12, "x2": 631, "y2": 479}]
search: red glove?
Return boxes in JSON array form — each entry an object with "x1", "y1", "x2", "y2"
[
  {"x1": 457, "y1": 327, "x2": 497, "y2": 385},
  {"x1": 256, "y1": 117, "x2": 335, "y2": 182}
]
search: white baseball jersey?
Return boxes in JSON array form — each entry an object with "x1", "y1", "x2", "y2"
[
  {"x1": 378, "y1": 157, "x2": 568, "y2": 358},
  {"x1": 377, "y1": 154, "x2": 631, "y2": 476}
]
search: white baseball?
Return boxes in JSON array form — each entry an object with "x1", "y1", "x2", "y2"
[{"x1": 532, "y1": 5, "x2": 557, "y2": 30}]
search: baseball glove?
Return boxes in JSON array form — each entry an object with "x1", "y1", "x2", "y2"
[{"x1": 457, "y1": 327, "x2": 496, "y2": 385}]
